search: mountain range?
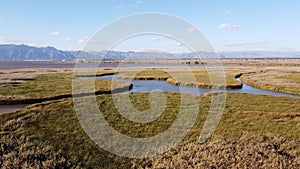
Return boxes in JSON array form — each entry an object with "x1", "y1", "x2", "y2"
[{"x1": 0, "y1": 44, "x2": 299, "y2": 61}]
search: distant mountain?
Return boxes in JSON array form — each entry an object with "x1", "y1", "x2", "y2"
[
  {"x1": 0, "y1": 44, "x2": 299, "y2": 61},
  {"x1": 0, "y1": 44, "x2": 75, "y2": 61}
]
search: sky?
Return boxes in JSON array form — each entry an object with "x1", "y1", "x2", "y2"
[{"x1": 0, "y1": 0, "x2": 300, "y2": 52}]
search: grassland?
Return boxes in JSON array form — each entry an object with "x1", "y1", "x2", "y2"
[
  {"x1": 240, "y1": 68, "x2": 300, "y2": 95},
  {"x1": 0, "y1": 71, "x2": 131, "y2": 104},
  {"x1": 1, "y1": 92, "x2": 300, "y2": 168},
  {"x1": 0, "y1": 62, "x2": 300, "y2": 168}
]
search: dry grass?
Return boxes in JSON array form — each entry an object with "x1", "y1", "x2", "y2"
[
  {"x1": 240, "y1": 68, "x2": 300, "y2": 95},
  {"x1": 133, "y1": 134, "x2": 300, "y2": 169}
]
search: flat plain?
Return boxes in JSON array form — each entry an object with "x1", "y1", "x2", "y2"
[{"x1": 0, "y1": 59, "x2": 299, "y2": 168}]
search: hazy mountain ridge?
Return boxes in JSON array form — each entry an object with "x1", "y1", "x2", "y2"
[
  {"x1": 0, "y1": 44, "x2": 299, "y2": 61},
  {"x1": 0, "y1": 44, "x2": 74, "y2": 61}
]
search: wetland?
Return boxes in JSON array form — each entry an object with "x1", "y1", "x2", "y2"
[{"x1": 0, "y1": 59, "x2": 300, "y2": 168}]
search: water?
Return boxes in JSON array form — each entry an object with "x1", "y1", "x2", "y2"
[
  {"x1": 231, "y1": 78, "x2": 300, "y2": 97},
  {"x1": 0, "y1": 104, "x2": 28, "y2": 113},
  {"x1": 99, "y1": 75, "x2": 300, "y2": 98}
]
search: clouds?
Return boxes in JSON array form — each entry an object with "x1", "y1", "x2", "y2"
[
  {"x1": 62, "y1": 35, "x2": 89, "y2": 44},
  {"x1": 150, "y1": 37, "x2": 164, "y2": 41},
  {"x1": 216, "y1": 9, "x2": 240, "y2": 31},
  {"x1": 115, "y1": 0, "x2": 142, "y2": 9},
  {"x1": 77, "y1": 36, "x2": 89, "y2": 44},
  {"x1": 187, "y1": 27, "x2": 197, "y2": 33},
  {"x1": 215, "y1": 9, "x2": 240, "y2": 31},
  {"x1": 129, "y1": 0, "x2": 142, "y2": 7},
  {"x1": 219, "y1": 23, "x2": 240, "y2": 31},
  {"x1": 51, "y1": 31, "x2": 60, "y2": 36}
]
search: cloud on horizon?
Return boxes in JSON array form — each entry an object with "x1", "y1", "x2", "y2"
[
  {"x1": 77, "y1": 36, "x2": 89, "y2": 44},
  {"x1": 51, "y1": 31, "x2": 60, "y2": 36},
  {"x1": 219, "y1": 23, "x2": 240, "y2": 31},
  {"x1": 187, "y1": 27, "x2": 197, "y2": 33}
]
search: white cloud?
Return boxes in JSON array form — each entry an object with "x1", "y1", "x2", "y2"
[
  {"x1": 51, "y1": 31, "x2": 60, "y2": 36},
  {"x1": 187, "y1": 27, "x2": 197, "y2": 33},
  {"x1": 219, "y1": 23, "x2": 240, "y2": 31},
  {"x1": 150, "y1": 37, "x2": 165, "y2": 41},
  {"x1": 177, "y1": 42, "x2": 183, "y2": 46},
  {"x1": 27, "y1": 43, "x2": 38, "y2": 47},
  {"x1": 129, "y1": 0, "x2": 142, "y2": 7},
  {"x1": 77, "y1": 36, "x2": 89, "y2": 44}
]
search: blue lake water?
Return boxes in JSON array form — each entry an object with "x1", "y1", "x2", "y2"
[{"x1": 98, "y1": 75, "x2": 300, "y2": 98}]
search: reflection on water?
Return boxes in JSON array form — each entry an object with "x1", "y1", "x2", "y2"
[{"x1": 99, "y1": 75, "x2": 300, "y2": 98}]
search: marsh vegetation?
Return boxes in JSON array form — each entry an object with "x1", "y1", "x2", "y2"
[{"x1": 0, "y1": 60, "x2": 299, "y2": 168}]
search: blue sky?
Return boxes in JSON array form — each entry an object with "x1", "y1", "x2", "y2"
[{"x1": 0, "y1": 0, "x2": 299, "y2": 52}]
